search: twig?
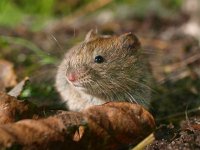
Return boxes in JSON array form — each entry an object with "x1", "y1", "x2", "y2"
[
  {"x1": 157, "y1": 106, "x2": 200, "y2": 122},
  {"x1": 131, "y1": 133, "x2": 155, "y2": 150},
  {"x1": 164, "y1": 53, "x2": 200, "y2": 74}
]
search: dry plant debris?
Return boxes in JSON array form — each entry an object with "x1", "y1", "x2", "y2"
[
  {"x1": 0, "y1": 110, "x2": 86, "y2": 149},
  {"x1": 0, "y1": 92, "x2": 155, "y2": 149},
  {"x1": 82, "y1": 102, "x2": 155, "y2": 148},
  {"x1": 0, "y1": 59, "x2": 17, "y2": 91},
  {"x1": 146, "y1": 118, "x2": 200, "y2": 150},
  {"x1": 8, "y1": 77, "x2": 29, "y2": 98},
  {"x1": 0, "y1": 92, "x2": 29, "y2": 124}
]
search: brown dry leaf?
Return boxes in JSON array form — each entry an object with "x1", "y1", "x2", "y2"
[
  {"x1": 8, "y1": 77, "x2": 29, "y2": 98},
  {"x1": 82, "y1": 102, "x2": 155, "y2": 149},
  {"x1": 189, "y1": 124, "x2": 200, "y2": 130},
  {"x1": 0, "y1": 60, "x2": 17, "y2": 91},
  {"x1": 73, "y1": 125, "x2": 85, "y2": 142},
  {"x1": 0, "y1": 93, "x2": 155, "y2": 149},
  {"x1": 0, "y1": 92, "x2": 29, "y2": 124},
  {"x1": 0, "y1": 111, "x2": 86, "y2": 149},
  {"x1": 181, "y1": 117, "x2": 200, "y2": 131}
]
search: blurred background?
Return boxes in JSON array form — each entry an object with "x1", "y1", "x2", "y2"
[{"x1": 0, "y1": 0, "x2": 200, "y2": 124}]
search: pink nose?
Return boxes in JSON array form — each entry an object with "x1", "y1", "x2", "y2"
[{"x1": 67, "y1": 73, "x2": 76, "y2": 82}]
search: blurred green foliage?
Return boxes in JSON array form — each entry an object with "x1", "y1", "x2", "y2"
[
  {"x1": 0, "y1": 0, "x2": 183, "y2": 30},
  {"x1": 0, "y1": 0, "x2": 56, "y2": 29},
  {"x1": 0, "y1": 0, "x2": 94, "y2": 29},
  {"x1": 20, "y1": 83, "x2": 60, "y2": 105},
  {"x1": 0, "y1": 0, "x2": 23, "y2": 27},
  {"x1": 13, "y1": 0, "x2": 55, "y2": 15},
  {"x1": 0, "y1": 35, "x2": 58, "y2": 65}
]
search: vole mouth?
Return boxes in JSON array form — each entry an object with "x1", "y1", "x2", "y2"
[
  {"x1": 73, "y1": 82, "x2": 83, "y2": 88},
  {"x1": 67, "y1": 79, "x2": 81, "y2": 87},
  {"x1": 74, "y1": 84, "x2": 88, "y2": 93},
  {"x1": 66, "y1": 71, "x2": 90, "y2": 93},
  {"x1": 70, "y1": 81, "x2": 87, "y2": 92}
]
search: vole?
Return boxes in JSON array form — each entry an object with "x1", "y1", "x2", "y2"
[{"x1": 55, "y1": 30, "x2": 151, "y2": 111}]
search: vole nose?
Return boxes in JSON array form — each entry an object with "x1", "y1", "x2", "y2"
[{"x1": 67, "y1": 73, "x2": 76, "y2": 82}]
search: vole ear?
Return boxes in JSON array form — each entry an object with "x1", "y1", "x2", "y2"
[
  {"x1": 85, "y1": 29, "x2": 98, "y2": 42},
  {"x1": 119, "y1": 32, "x2": 141, "y2": 50}
]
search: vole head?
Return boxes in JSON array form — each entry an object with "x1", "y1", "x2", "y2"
[{"x1": 61, "y1": 30, "x2": 149, "y2": 103}]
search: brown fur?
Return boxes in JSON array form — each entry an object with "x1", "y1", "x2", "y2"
[{"x1": 55, "y1": 30, "x2": 151, "y2": 111}]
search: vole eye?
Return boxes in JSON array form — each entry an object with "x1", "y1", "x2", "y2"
[{"x1": 94, "y1": 55, "x2": 104, "y2": 63}]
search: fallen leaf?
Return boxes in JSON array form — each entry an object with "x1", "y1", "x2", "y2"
[
  {"x1": 0, "y1": 93, "x2": 155, "y2": 150},
  {"x1": 8, "y1": 77, "x2": 29, "y2": 98},
  {"x1": 0, "y1": 60, "x2": 17, "y2": 91},
  {"x1": 0, "y1": 92, "x2": 29, "y2": 124},
  {"x1": 73, "y1": 125, "x2": 86, "y2": 142},
  {"x1": 82, "y1": 102, "x2": 155, "y2": 149},
  {"x1": 0, "y1": 111, "x2": 86, "y2": 149}
]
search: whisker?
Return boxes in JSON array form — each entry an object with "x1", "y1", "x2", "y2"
[
  {"x1": 108, "y1": 80, "x2": 127, "y2": 101},
  {"x1": 142, "y1": 48, "x2": 163, "y2": 55},
  {"x1": 88, "y1": 81, "x2": 111, "y2": 101},
  {"x1": 124, "y1": 76, "x2": 154, "y2": 92},
  {"x1": 50, "y1": 34, "x2": 65, "y2": 53},
  {"x1": 112, "y1": 81, "x2": 137, "y2": 103},
  {"x1": 97, "y1": 79, "x2": 122, "y2": 101},
  {"x1": 100, "y1": 81, "x2": 118, "y2": 100},
  {"x1": 126, "y1": 92, "x2": 137, "y2": 103},
  {"x1": 111, "y1": 78, "x2": 150, "y2": 107},
  {"x1": 95, "y1": 81, "x2": 110, "y2": 100},
  {"x1": 73, "y1": 28, "x2": 76, "y2": 37},
  {"x1": 107, "y1": 79, "x2": 134, "y2": 103},
  {"x1": 132, "y1": 92, "x2": 150, "y2": 107}
]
